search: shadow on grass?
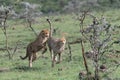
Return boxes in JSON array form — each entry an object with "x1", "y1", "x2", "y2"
[
  {"x1": 0, "y1": 67, "x2": 10, "y2": 72},
  {"x1": 13, "y1": 66, "x2": 42, "y2": 72}
]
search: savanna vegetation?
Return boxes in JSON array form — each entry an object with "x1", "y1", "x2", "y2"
[{"x1": 0, "y1": 0, "x2": 120, "y2": 80}]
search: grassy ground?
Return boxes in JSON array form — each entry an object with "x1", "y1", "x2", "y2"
[{"x1": 0, "y1": 9, "x2": 120, "y2": 80}]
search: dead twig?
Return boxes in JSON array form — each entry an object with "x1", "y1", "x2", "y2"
[{"x1": 27, "y1": 19, "x2": 38, "y2": 36}]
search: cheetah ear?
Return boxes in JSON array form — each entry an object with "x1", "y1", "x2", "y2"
[
  {"x1": 40, "y1": 30, "x2": 44, "y2": 35},
  {"x1": 41, "y1": 30, "x2": 44, "y2": 32},
  {"x1": 42, "y1": 29, "x2": 49, "y2": 32},
  {"x1": 41, "y1": 30, "x2": 45, "y2": 33}
]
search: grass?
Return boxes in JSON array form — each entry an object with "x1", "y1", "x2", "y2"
[{"x1": 0, "y1": 9, "x2": 120, "y2": 80}]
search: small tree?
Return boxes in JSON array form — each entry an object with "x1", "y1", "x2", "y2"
[
  {"x1": 79, "y1": 11, "x2": 119, "y2": 80},
  {"x1": 0, "y1": 5, "x2": 18, "y2": 59}
]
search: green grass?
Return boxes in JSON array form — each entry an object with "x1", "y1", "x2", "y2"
[{"x1": 0, "y1": 9, "x2": 120, "y2": 80}]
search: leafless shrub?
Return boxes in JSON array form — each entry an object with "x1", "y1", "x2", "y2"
[
  {"x1": 0, "y1": 5, "x2": 19, "y2": 59},
  {"x1": 78, "y1": 10, "x2": 119, "y2": 80}
]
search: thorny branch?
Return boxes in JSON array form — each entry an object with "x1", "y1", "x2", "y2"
[
  {"x1": 0, "y1": 6, "x2": 18, "y2": 59},
  {"x1": 79, "y1": 10, "x2": 90, "y2": 80},
  {"x1": 3, "y1": 10, "x2": 12, "y2": 59},
  {"x1": 79, "y1": 10, "x2": 89, "y2": 41},
  {"x1": 80, "y1": 40, "x2": 89, "y2": 76},
  {"x1": 27, "y1": 19, "x2": 38, "y2": 36}
]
